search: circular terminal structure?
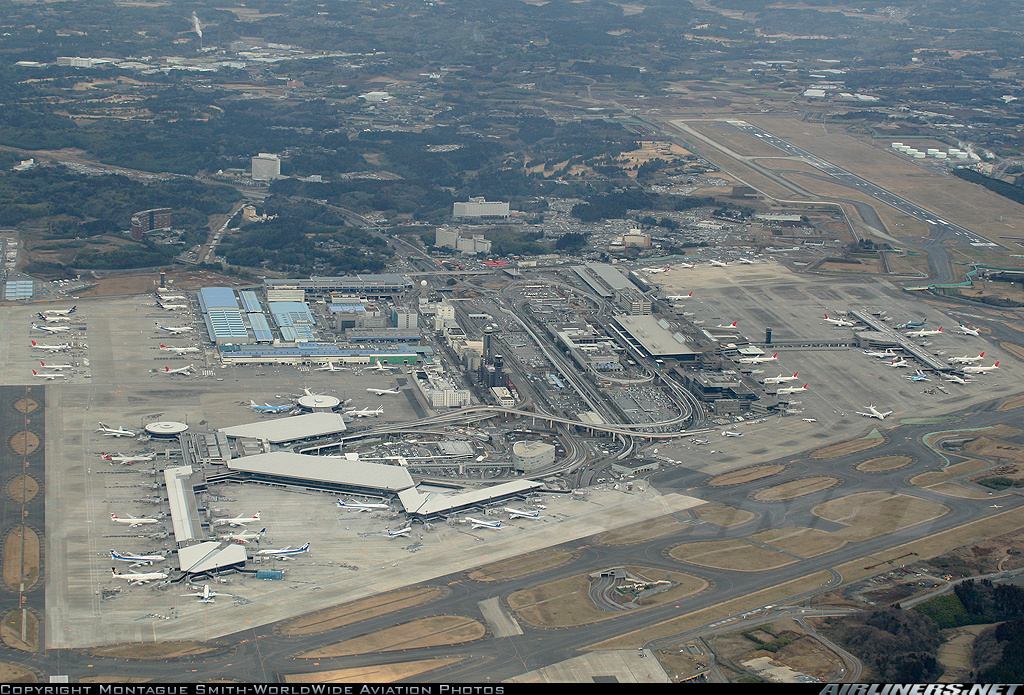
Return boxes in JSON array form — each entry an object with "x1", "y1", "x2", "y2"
[
  {"x1": 297, "y1": 394, "x2": 340, "y2": 411},
  {"x1": 145, "y1": 421, "x2": 188, "y2": 437}
]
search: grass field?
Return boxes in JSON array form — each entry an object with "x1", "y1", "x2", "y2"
[
  {"x1": 277, "y1": 587, "x2": 446, "y2": 637},
  {"x1": 296, "y1": 616, "x2": 486, "y2": 658},
  {"x1": 753, "y1": 477, "x2": 840, "y2": 501},
  {"x1": 283, "y1": 658, "x2": 465, "y2": 684},
  {"x1": 467, "y1": 549, "x2": 574, "y2": 580},
  {"x1": 857, "y1": 455, "x2": 915, "y2": 472},
  {"x1": 668, "y1": 539, "x2": 796, "y2": 571}
]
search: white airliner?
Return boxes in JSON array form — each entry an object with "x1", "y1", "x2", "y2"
[
  {"x1": 505, "y1": 507, "x2": 541, "y2": 520},
  {"x1": 110, "y1": 513, "x2": 158, "y2": 527},
  {"x1": 161, "y1": 364, "x2": 194, "y2": 375},
  {"x1": 256, "y1": 542, "x2": 310, "y2": 557},
  {"x1": 316, "y1": 362, "x2": 349, "y2": 372},
  {"x1": 948, "y1": 352, "x2": 985, "y2": 364},
  {"x1": 763, "y1": 372, "x2": 799, "y2": 384},
  {"x1": 156, "y1": 292, "x2": 186, "y2": 301},
  {"x1": 155, "y1": 323, "x2": 193, "y2": 334},
  {"x1": 102, "y1": 452, "x2": 154, "y2": 465},
  {"x1": 943, "y1": 374, "x2": 972, "y2": 385},
  {"x1": 345, "y1": 405, "x2": 384, "y2": 418},
  {"x1": 708, "y1": 260, "x2": 729, "y2": 267},
  {"x1": 31, "y1": 323, "x2": 71, "y2": 333},
  {"x1": 465, "y1": 517, "x2": 502, "y2": 530},
  {"x1": 863, "y1": 348, "x2": 897, "y2": 358},
  {"x1": 111, "y1": 566, "x2": 167, "y2": 585},
  {"x1": 665, "y1": 293, "x2": 693, "y2": 300},
  {"x1": 37, "y1": 313, "x2": 71, "y2": 322},
  {"x1": 30, "y1": 340, "x2": 72, "y2": 352},
  {"x1": 220, "y1": 527, "x2": 266, "y2": 544},
  {"x1": 39, "y1": 360, "x2": 72, "y2": 370},
  {"x1": 385, "y1": 526, "x2": 412, "y2": 538},
  {"x1": 155, "y1": 300, "x2": 187, "y2": 310},
  {"x1": 722, "y1": 431, "x2": 744, "y2": 437},
  {"x1": 691, "y1": 438, "x2": 710, "y2": 445},
  {"x1": 110, "y1": 549, "x2": 165, "y2": 566},
  {"x1": 738, "y1": 352, "x2": 778, "y2": 365},
  {"x1": 955, "y1": 322, "x2": 980, "y2": 336},
  {"x1": 905, "y1": 370, "x2": 930, "y2": 382},
  {"x1": 337, "y1": 499, "x2": 390, "y2": 512},
  {"x1": 856, "y1": 402, "x2": 892, "y2": 420},
  {"x1": 776, "y1": 383, "x2": 809, "y2": 395},
  {"x1": 367, "y1": 388, "x2": 401, "y2": 395},
  {"x1": 159, "y1": 343, "x2": 200, "y2": 354},
  {"x1": 715, "y1": 321, "x2": 739, "y2": 329},
  {"x1": 31, "y1": 369, "x2": 65, "y2": 380},
  {"x1": 97, "y1": 423, "x2": 137, "y2": 437},
  {"x1": 889, "y1": 357, "x2": 909, "y2": 368},
  {"x1": 182, "y1": 584, "x2": 232, "y2": 603},
  {"x1": 737, "y1": 258, "x2": 756, "y2": 264},
  {"x1": 249, "y1": 400, "x2": 291, "y2": 413},
  {"x1": 41, "y1": 305, "x2": 76, "y2": 316},
  {"x1": 642, "y1": 266, "x2": 671, "y2": 273},
  {"x1": 370, "y1": 359, "x2": 398, "y2": 372},
  {"x1": 962, "y1": 361, "x2": 1000, "y2": 374},
  {"x1": 907, "y1": 326, "x2": 942, "y2": 337},
  {"x1": 823, "y1": 314, "x2": 855, "y2": 327},
  {"x1": 213, "y1": 511, "x2": 261, "y2": 527}
]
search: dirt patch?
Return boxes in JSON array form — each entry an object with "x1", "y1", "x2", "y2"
[
  {"x1": 598, "y1": 517, "x2": 692, "y2": 545},
  {"x1": 76, "y1": 269, "x2": 248, "y2": 298},
  {"x1": 754, "y1": 477, "x2": 840, "y2": 501},
  {"x1": 297, "y1": 616, "x2": 486, "y2": 658},
  {"x1": 3, "y1": 476, "x2": 38, "y2": 505},
  {"x1": 707, "y1": 464, "x2": 787, "y2": 487},
  {"x1": 3, "y1": 525, "x2": 40, "y2": 592},
  {"x1": 88, "y1": 641, "x2": 220, "y2": 659},
  {"x1": 810, "y1": 431, "x2": 885, "y2": 459},
  {"x1": 0, "y1": 662, "x2": 36, "y2": 682},
  {"x1": 283, "y1": 658, "x2": 465, "y2": 683},
  {"x1": 0, "y1": 611, "x2": 38, "y2": 653},
  {"x1": 668, "y1": 539, "x2": 796, "y2": 571},
  {"x1": 507, "y1": 567, "x2": 707, "y2": 628},
  {"x1": 692, "y1": 504, "x2": 757, "y2": 528},
  {"x1": 278, "y1": 587, "x2": 445, "y2": 636},
  {"x1": 467, "y1": 550, "x2": 572, "y2": 579},
  {"x1": 7, "y1": 431, "x2": 38, "y2": 457},
  {"x1": 857, "y1": 455, "x2": 914, "y2": 472}
]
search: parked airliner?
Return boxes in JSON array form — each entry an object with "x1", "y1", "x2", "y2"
[
  {"x1": 856, "y1": 402, "x2": 893, "y2": 420},
  {"x1": 110, "y1": 549, "x2": 165, "y2": 566},
  {"x1": 111, "y1": 567, "x2": 167, "y2": 585},
  {"x1": 97, "y1": 423, "x2": 136, "y2": 437},
  {"x1": 256, "y1": 542, "x2": 310, "y2": 557}
]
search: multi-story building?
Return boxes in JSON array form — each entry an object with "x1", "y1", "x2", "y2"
[
  {"x1": 251, "y1": 153, "x2": 281, "y2": 181},
  {"x1": 452, "y1": 197, "x2": 510, "y2": 220},
  {"x1": 130, "y1": 208, "x2": 173, "y2": 241}
]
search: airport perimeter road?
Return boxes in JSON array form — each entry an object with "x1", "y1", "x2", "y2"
[{"x1": 27, "y1": 402, "x2": 1024, "y2": 682}]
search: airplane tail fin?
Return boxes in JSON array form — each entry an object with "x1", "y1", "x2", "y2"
[
  {"x1": 299, "y1": 542, "x2": 310, "y2": 552},
  {"x1": 995, "y1": 362, "x2": 1000, "y2": 367},
  {"x1": 980, "y1": 352, "x2": 985, "y2": 358}
]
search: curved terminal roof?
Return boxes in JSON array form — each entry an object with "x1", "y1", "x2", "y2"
[
  {"x1": 227, "y1": 452, "x2": 414, "y2": 492},
  {"x1": 219, "y1": 412, "x2": 347, "y2": 443}
]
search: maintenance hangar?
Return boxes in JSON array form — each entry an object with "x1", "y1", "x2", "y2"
[
  {"x1": 199, "y1": 287, "x2": 252, "y2": 346},
  {"x1": 225, "y1": 452, "x2": 415, "y2": 496}
]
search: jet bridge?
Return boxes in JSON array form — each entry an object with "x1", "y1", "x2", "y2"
[{"x1": 850, "y1": 311, "x2": 951, "y2": 372}]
